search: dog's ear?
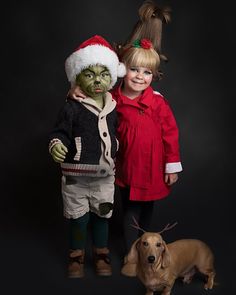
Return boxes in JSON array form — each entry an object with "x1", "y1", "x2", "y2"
[
  {"x1": 161, "y1": 241, "x2": 171, "y2": 268},
  {"x1": 121, "y1": 238, "x2": 140, "y2": 277}
]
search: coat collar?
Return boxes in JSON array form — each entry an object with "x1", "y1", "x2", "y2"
[{"x1": 113, "y1": 82, "x2": 155, "y2": 108}]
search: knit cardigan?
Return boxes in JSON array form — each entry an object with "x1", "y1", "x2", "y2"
[{"x1": 49, "y1": 93, "x2": 118, "y2": 177}]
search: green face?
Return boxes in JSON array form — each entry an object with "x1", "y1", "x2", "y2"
[{"x1": 76, "y1": 65, "x2": 112, "y2": 98}]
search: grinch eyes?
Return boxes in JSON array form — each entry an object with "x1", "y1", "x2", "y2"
[
  {"x1": 83, "y1": 72, "x2": 110, "y2": 79},
  {"x1": 101, "y1": 72, "x2": 110, "y2": 77},
  {"x1": 84, "y1": 73, "x2": 93, "y2": 78}
]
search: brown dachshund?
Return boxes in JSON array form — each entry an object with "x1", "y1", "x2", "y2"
[{"x1": 121, "y1": 232, "x2": 215, "y2": 295}]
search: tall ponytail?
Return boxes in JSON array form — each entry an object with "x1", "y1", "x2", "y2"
[{"x1": 124, "y1": 0, "x2": 171, "y2": 62}]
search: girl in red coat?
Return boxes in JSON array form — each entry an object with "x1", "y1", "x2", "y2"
[
  {"x1": 111, "y1": 0, "x2": 182, "y2": 252},
  {"x1": 113, "y1": 37, "x2": 182, "y2": 252}
]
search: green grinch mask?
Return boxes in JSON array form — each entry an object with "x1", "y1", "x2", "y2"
[{"x1": 76, "y1": 65, "x2": 112, "y2": 99}]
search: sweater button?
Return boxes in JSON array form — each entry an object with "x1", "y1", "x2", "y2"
[
  {"x1": 103, "y1": 132, "x2": 107, "y2": 137},
  {"x1": 100, "y1": 169, "x2": 106, "y2": 174},
  {"x1": 139, "y1": 109, "x2": 144, "y2": 115}
]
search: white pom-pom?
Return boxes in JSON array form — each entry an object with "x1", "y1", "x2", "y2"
[{"x1": 117, "y1": 62, "x2": 126, "y2": 77}]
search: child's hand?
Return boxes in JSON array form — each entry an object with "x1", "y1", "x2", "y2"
[
  {"x1": 51, "y1": 143, "x2": 68, "y2": 163},
  {"x1": 165, "y1": 173, "x2": 178, "y2": 186},
  {"x1": 67, "y1": 85, "x2": 86, "y2": 99}
]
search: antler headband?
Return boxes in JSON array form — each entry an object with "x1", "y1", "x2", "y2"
[{"x1": 130, "y1": 215, "x2": 177, "y2": 234}]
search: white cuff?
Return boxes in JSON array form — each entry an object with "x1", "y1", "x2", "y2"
[
  {"x1": 165, "y1": 162, "x2": 183, "y2": 173},
  {"x1": 49, "y1": 138, "x2": 62, "y2": 153}
]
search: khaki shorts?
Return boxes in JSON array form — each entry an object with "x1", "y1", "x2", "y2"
[{"x1": 61, "y1": 175, "x2": 115, "y2": 219}]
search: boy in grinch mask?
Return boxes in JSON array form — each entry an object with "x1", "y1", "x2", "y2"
[{"x1": 49, "y1": 35, "x2": 126, "y2": 278}]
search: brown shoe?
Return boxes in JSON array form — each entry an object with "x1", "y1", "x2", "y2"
[
  {"x1": 68, "y1": 249, "x2": 85, "y2": 278},
  {"x1": 94, "y1": 247, "x2": 112, "y2": 276}
]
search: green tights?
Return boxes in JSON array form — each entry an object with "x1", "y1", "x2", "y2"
[{"x1": 69, "y1": 212, "x2": 109, "y2": 250}]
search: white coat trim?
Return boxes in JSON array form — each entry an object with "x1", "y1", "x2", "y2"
[{"x1": 165, "y1": 162, "x2": 183, "y2": 173}]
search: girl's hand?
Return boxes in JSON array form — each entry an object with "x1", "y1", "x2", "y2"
[
  {"x1": 67, "y1": 85, "x2": 86, "y2": 99},
  {"x1": 165, "y1": 173, "x2": 178, "y2": 186}
]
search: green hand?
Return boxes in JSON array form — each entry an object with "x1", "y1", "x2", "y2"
[{"x1": 51, "y1": 143, "x2": 68, "y2": 163}]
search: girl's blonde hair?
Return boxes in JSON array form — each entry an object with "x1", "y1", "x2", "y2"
[{"x1": 120, "y1": 43, "x2": 160, "y2": 77}]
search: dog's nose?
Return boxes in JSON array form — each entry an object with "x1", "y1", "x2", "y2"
[{"x1": 148, "y1": 256, "x2": 155, "y2": 263}]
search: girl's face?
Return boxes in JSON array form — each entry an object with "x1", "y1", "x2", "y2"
[{"x1": 123, "y1": 66, "x2": 153, "y2": 97}]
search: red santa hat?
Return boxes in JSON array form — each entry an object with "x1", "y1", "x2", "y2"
[{"x1": 65, "y1": 35, "x2": 126, "y2": 88}]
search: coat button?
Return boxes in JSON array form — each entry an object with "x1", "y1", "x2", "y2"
[
  {"x1": 103, "y1": 132, "x2": 107, "y2": 137},
  {"x1": 100, "y1": 169, "x2": 106, "y2": 174},
  {"x1": 139, "y1": 109, "x2": 145, "y2": 115}
]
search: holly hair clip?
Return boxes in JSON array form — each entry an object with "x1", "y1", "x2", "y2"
[{"x1": 132, "y1": 39, "x2": 152, "y2": 49}]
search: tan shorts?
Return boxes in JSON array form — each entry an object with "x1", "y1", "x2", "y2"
[{"x1": 61, "y1": 175, "x2": 115, "y2": 219}]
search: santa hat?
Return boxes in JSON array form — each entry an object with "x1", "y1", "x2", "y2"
[{"x1": 65, "y1": 35, "x2": 126, "y2": 88}]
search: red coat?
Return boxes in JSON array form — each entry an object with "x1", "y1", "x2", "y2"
[{"x1": 111, "y1": 85, "x2": 181, "y2": 201}]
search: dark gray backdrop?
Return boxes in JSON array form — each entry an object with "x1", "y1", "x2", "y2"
[{"x1": 1, "y1": 0, "x2": 234, "y2": 294}]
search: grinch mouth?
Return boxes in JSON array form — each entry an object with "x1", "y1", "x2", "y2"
[{"x1": 94, "y1": 88, "x2": 103, "y2": 93}]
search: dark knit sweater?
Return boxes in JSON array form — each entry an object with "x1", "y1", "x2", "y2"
[{"x1": 49, "y1": 94, "x2": 118, "y2": 177}]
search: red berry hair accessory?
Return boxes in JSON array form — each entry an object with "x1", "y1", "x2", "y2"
[
  {"x1": 132, "y1": 39, "x2": 152, "y2": 49},
  {"x1": 140, "y1": 39, "x2": 152, "y2": 49}
]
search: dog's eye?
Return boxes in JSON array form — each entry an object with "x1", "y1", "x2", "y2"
[
  {"x1": 156, "y1": 243, "x2": 161, "y2": 247},
  {"x1": 143, "y1": 241, "x2": 148, "y2": 246}
]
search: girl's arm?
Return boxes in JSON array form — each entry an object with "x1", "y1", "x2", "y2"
[
  {"x1": 67, "y1": 85, "x2": 86, "y2": 99},
  {"x1": 159, "y1": 97, "x2": 183, "y2": 175}
]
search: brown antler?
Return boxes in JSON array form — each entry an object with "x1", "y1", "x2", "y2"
[
  {"x1": 130, "y1": 216, "x2": 177, "y2": 234},
  {"x1": 158, "y1": 222, "x2": 178, "y2": 234},
  {"x1": 130, "y1": 216, "x2": 146, "y2": 233}
]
